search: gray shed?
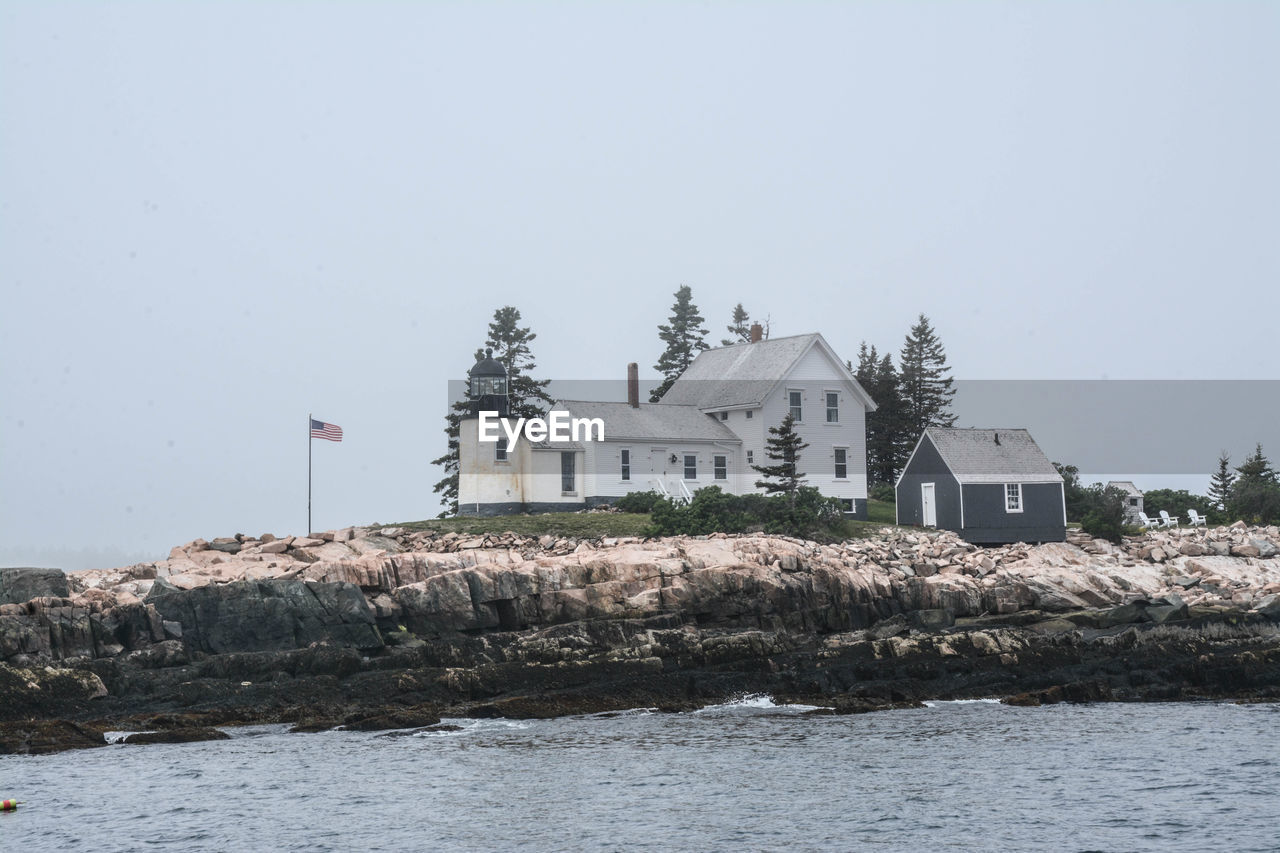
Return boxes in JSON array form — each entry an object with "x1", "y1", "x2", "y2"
[{"x1": 896, "y1": 428, "x2": 1066, "y2": 544}]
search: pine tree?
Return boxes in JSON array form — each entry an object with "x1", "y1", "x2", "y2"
[
  {"x1": 1208, "y1": 451, "x2": 1236, "y2": 511},
  {"x1": 721, "y1": 303, "x2": 752, "y2": 346},
  {"x1": 650, "y1": 285, "x2": 710, "y2": 401},
  {"x1": 430, "y1": 347, "x2": 483, "y2": 517},
  {"x1": 430, "y1": 306, "x2": 552, "y2": 517},
  {"x1": 753, "y1": 414, "x2": 809, "y2": 508},
  {"x1": 485, "y1": 306, "x2": 553, "y2": 419},
  {"x1": 872, "y1": 352, "x2": 909, "y2": 483},
  {"x1": 1228, "y1": 443, "x2": 1280, "y2": 524},
  {"x1": 899, "y1": 313, "x2": 956, "y2": 442}
]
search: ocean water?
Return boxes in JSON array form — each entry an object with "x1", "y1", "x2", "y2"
[{"x1": 2, "y1": 699, "x2": 1277, "y2": 852}]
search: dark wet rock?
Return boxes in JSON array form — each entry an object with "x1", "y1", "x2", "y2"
[
  {"x1": 341, "y1": 705, "x2": 442, "y2": 731},
  {"x1": 121, "y1": 726, "x2": 231, "y2": 745},
  {"x1": 0, "y1": 719, "x2": 105, "y2": 754},
  {"x1": 910, "y1": 609, "x2": 955, "y2": 632},
  {"x1": 0, "y1": 568, "x2": 70, "y2": 605},
  {"x1": 1097, "y1": 602, "x2": 1150, "y2": 628},
  {"x1": 147, "y1": 579, "x2": 382, "y2": 654},
  {"x1": 376, "y1": 723, "x2": 464, "y2": 738}
]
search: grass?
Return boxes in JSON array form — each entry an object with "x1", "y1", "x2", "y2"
[{"x1": 370, "y1": 498, "x2": 901, "y2": 542}]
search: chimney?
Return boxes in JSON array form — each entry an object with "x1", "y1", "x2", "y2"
[
  {"x1": 994, "y1": 432, "x2": 1000, "y2": 445},
  {"x1": 627, "y1": 362, "x2": 639, "y2": 408},
  {"x1": 749, "y1": 322, "x2": 763, "y2": 343}
]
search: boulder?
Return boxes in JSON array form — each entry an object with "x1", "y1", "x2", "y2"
[
  {"x1": 0, "y1": 720, "x2": 105, "y2": 755},
  {"x1": 121, "y1": 727, "x2": 231, "y2": 745},
  {"x1": 0, "y1": 568, "x2": 70, "y2": 605}
]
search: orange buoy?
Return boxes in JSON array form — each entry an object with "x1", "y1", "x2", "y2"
[{"x1": 1, "y1": 800, "x2": 18, "y2": 811}]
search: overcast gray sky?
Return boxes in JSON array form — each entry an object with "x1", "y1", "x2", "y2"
[{"x1": 3, "y1": 2, "x2": 1277, "y2": 569}]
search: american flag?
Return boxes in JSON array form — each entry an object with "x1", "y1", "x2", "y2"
[{"x1": 310, "y1": 419, "x2": 343, "y2": 442}]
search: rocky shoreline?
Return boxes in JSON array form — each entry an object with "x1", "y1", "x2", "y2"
[{"x1": 3, "y1": 523, "x2": 1279, "y2": 754}]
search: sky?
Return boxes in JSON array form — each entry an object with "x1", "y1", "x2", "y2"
[{"x1": 2, "y1": 2, "x2": 1277, "y2": 569}]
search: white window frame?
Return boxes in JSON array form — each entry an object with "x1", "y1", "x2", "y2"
[
  {"x1": 620, "y1": 448, "x2": 630, "y2": 481},
  {"x1": 561, "y1": 451, "x2": 576, "y2": 495},
  {"x1": 746, "y1": 450, "x2": 754, "y2": 465},
  {"x1": 745, "y1": 410, "x2": 753, "y2": 419},
  {"x1": 719, "y1": 411, "x2": 729, "y2": 421},
  {"x1": 833, "y1": 447, "x2": 848, "y2": 480},
  {"x1": 825, "y1": 391, "x2": 839, "y2": 424},
  {"x1": 788, "y1": 390, "x2": 802, "y2": 421},
  {"x1": 495, "y1": 442, "x2": 508, "y2": 462},
  {"x1": 714, "y1": 455, "x2": 727, "y2": 480},
  {"x1": 1005, "y1": 483, "x2": 1023, "y2": 513},
  {"x1": 684, "y1": 454, "x2": 697, "y2": 480}
]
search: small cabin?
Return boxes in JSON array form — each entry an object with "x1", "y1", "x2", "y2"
[
  {"x1": 1106, "y1": 481, "x2": 1144, "y2": 525},
  {"x1": 896, "y1": 428, "x2": 1066, "y2": 544}
]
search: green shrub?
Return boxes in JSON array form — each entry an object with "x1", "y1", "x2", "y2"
[
  {"x1": 613, "y1": 490, "x2": 664, "y2": 514},
  {"x1": 1140, "y1": 489, "x2": 1220, "y2": 525},
  {"x1": 1081, "y1": 485, "x2": 1132, "y2": 543},
  {"x1": 869, "y1": 483, "x2": 896, "y2": 504},
  {"x1": 644, "y1": 486, "x2": 846, "y2": 539}
]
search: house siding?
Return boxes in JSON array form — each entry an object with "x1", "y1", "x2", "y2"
[
  {"x1": 757, "y1": 343, "x2": 869, "y2": 516},
  {"x1": 958, "y1": 482, "x2": 1066, "y2": 543},
  {"x1": 896, "y1": 435, "x2": 962, "y2": 530}
]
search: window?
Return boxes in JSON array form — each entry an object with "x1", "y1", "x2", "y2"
[
  {"x1": 840, "y1": 498, "x2": 853, "y2": 512},
  {"x1": 495, "y1": 442, "x2": 507, "y2": 462},
  {"x1": 719, "y1": 411, "x2": 729, "y2": 421},
  {"x1": 834, "y1": 448, "x2": 847, "y2": 479},
  {"x1": 789, "y1": 390, "x2": 802, "y2": 421},
  {"x1": 747, "y1": 450, "x2": 754, "y2": 465},
  {"x1": 714, "y1": 455, "x2": 727, "y2": 480},
  {"x1": 745, "y1": 410, "x2": 753, "y2": 419},
  {"x1": 826, "y1": 392, "x2": 839, "y2": 423},
  {"x1": 561, "y1": 452, "x2": 576, "y2": 493},
  {"x1": 620, "y1": 449, "x2": 630, "y2": 481},
  {"x1": 1005, "y1": 483, "x2": 1023, "y2": 512},
  {"x1": 684, "y1": 454, "x2": 697, "y2": 480},
  {"x1": 1129, "y1": 497, "x2": 1138, "y2": 507}
]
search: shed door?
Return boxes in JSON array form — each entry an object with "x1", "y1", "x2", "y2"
[{"x1": 921, "y1": 483, "x2": 936, "y2": 527}]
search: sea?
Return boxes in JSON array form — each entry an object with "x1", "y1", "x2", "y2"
[{"x1": 2, "y1": 698, "x2": 1277, "y2": 853}]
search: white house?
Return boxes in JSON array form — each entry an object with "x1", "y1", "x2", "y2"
[{"x1": 457, "y1": 327, "x2": 877, "y2": 518}]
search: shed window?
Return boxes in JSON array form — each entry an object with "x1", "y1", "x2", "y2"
[
  {"x1": 1005, "y1": 483, "x2": 1023, "y2": 513},
  {"x1": 826, "y1": 392, "x2": 839, "y2": 423},
  {"x1": 788, "y1": 390, "x2": 802, "y2": 421},
  {"x1": 684, "y1": 454, "x2": 697, "y2": 480},
  {"x1": 745, "y1": 410, "x2": 753, "y2": 419},
  {"x1": 834, "y1": 448, "x2": 847, "y2": 480},
  {"x1": 840, "y1": 498, "x2": 853, "y2": 512},
  {"x1": 714, "y1": 455, "x2": 727, "y2": 480},
  {"x1": 719, "y1": 411, "x2": 729, "y2": 421},
  {"x1": 495, "y1": 442, "x2": 507, "y2": 462},
  {"x1": 620, "y1": 449, "x2": 630, "y2": 481}
]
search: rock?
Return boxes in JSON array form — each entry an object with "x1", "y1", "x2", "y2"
[
  {"x1": 341, "y1": 705, "x2": 442, "y2": 732},
  {"x1": 910, "y1": 609, "x2": 955, "y2": 632},
  {"x1": 1178, "y1": 543, "x2": 1206, "y2": 557},
  {"x1": 1097, "y1": 602, "x2": 1149, "y2": 628},
  {"x1": 147, "y1": 579, "x2": 383, "y2": 654},
  {"x1": 0, "y1": 568, "x2": 70, "y2": 604},
  {"x1": 1231, "y1": 544, "x2": 1261, "y2": 558},
  {"x1": 121, "y1": 727, "x2": 231, "y2": 745},
  {"x1": 208, "y1": 538, "x2": 242, "y2": 554},
  {"x1": 1170, "y1": 576, "x2": 1201, "y2": 589},
  {"x1": 1252, "y1": 539, "x2": 1278, "y2": 558},
  {"x1": 0, "y1": 720, "x2": 106, "y2": 755},
  {"x1": 259, "y1": 541, "x2": 289, "y2": 555}
]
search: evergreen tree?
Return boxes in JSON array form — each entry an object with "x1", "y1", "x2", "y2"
[
  {"x1": 721, "y1": 303, "x2": 752, "y2": 346},
  {"x1": 430, "y1": 346, "x2": 484, "y2": 517},
  {"x1": 872, "y1": 352, "x2": 909, "y2": 483},
  {"x1": 1208, "y1": 451, "x2": 1236, "y2": 511},
  {"x1": 484, "y1": 306, "x2": 553, "y2": 419},
  {"x1": 430, "y1": 306, "x2": 552, "y2": 517},
  {"x1": 1227, "y1": 443, "x2": 1280, "y2": 524},
  {"x1": 650, "y1": 285, "x2": 710, "y2": 401},
  {"x1": 898, "y1": 313, "x2": 956, "y2": 442},
  {"x1": 753, "y1": 413, "x2": 809, "y2": 508}
]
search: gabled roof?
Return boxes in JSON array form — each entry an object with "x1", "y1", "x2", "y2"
[
  {"x1": 555, "y1": 400, "x2": 741, "y2": 443},
  {"x1": 919, "y1": 428, "x2": 1063, "y2": 485},
  {"x1": 1106, "y1": 480, "x2": 1143, "y2": 497},
  {"x1": 658, "y1": 333, "x2": 877, "y2": 411}
]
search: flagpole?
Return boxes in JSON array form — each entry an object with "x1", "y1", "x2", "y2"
[{"x1": 307, "y1": 412, "x2": 312, "y2": 536}]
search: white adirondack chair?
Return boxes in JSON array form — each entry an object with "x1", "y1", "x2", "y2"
[
  {"x1": 1187, "y1": 509, "x2": 1209, "y2": 527},
  {"x1": 1159, "y1": 510, "x2": 1179, "y2": 528},
  {"x1": 1138, "y1": 512, "x2": 1158, "y2": 528}
]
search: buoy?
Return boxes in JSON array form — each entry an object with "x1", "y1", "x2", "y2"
[{"x1": 1, "y1": 800, "x2": 19, "y2": 812}]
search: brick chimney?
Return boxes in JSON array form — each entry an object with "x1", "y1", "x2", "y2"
[
  {"x1": 627, "y1": 362, "x2": 640, "y2": 408},
  {"x1": 749, "y1": 322, "x2": 763, "y2": 343}
]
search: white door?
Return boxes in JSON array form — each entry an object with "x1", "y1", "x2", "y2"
[{"x1": 921, "y1": 483, "x2": 936, "y2": 527}]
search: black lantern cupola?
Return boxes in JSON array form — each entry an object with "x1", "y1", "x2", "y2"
[{"x1": 468, "y1": 348, "x2": 508, "y2": 417}]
